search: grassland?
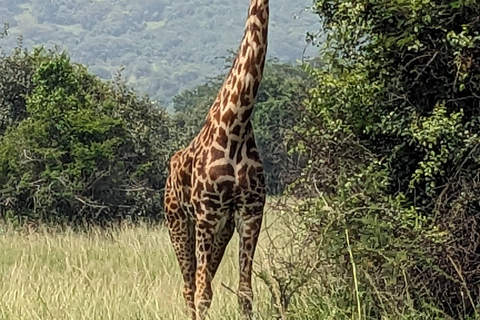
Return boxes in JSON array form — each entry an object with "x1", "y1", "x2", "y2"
[{"x1": 0, "y1": 204, "x2": 288, "y2": 320}]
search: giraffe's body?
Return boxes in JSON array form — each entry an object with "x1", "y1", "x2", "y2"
[{"x1": 164, "y1": 0, "x2": 269, "y2": 319}]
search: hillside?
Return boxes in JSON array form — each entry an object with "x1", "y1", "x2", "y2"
[{"x1": 0, "y1": 0, "x2": 317, "y2": 103}]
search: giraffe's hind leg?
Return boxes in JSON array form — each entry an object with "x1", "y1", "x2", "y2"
[
  {"x1": 194, "y1": 210, "x2": 235, "y2": 320},
  {"x1": 165, "y1": 192, "x2": 197, "y2": 319},
  {"x1": 236, "y1": 204, "x2": 264, "y2": 319},
  {"x1": 208, "y1": 216, "x2": 235, "y2": 279}
]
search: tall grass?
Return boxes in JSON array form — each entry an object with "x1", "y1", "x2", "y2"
[{"x1": 0, "y1": 204, "x2": 285, "y2": 320}]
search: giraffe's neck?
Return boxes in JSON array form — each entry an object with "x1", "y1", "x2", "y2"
[{"x1": 207, "y1": 0, "x2": 269, "y2": 134}]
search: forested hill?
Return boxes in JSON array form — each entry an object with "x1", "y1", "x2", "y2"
[{"x1": 0, "y1": 0, "x2": 317, "y2": 103}]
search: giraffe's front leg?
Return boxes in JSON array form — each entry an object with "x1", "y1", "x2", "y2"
[
  {"x1": 194, "y1": 214, "x2": 217, "y2": 320},
  {"x1": 236, "y1": 204, "x2": 264, "y2": 319}
]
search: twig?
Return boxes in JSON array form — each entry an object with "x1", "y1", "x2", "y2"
[
  {"x1": 414, "y1": 51, "x2": 439, "y2": 82},
  {"x1": 220, "y1": 282, "x2": 258, "y2": 320},
  {"x1": 221, "y1": 282, "x2": 238, "y2": 296},
  {"x1": 345, "y1": 229, "x2": 362, "y2": 320},
  {"x1": 447, "y1": 254, "x2": 477, "y2": 318},
  {"x1": 74, "y1": 195, "x2": 108, "y2": 209}
]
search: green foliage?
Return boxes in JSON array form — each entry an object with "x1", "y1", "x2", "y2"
[
  {"x1": 273, "y1": 85, "x2": 445, "y2": 317},
  {"x1": 0, "y1": 48, "x2": 181, "y2": 225},
  {"x1": 173, "y1": 60, "x2": 310, "y2": 194},
  {"x1": 265, "y1": 0, "x2": 480, "y2": 318},
  {"x1": 287, "y1": 176, "x2": 441, "y2": 319},
  {"x1": 0, "y1": 0, "x2": 316, "y2": 102},
  {"x1": 312, "y1": 0, "x2": 480, "y2": 198},
  {"x1": 408, "y1": 103, "x2": 476, "y2": 196},
  {"x1": 0, "y1": 43, "x2": 34, "y2": 135},
  {"x1": 253, "y1": 62, "x2": 311, "y2": 194}
]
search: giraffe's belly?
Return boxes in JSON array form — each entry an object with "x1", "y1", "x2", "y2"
[{"x1": 190, "y1": 160, "x2": 265, "y2": 214}]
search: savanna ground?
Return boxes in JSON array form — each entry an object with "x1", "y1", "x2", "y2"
[{"x1": 0, "y1": 199, "x2": 288, "y2": 320}]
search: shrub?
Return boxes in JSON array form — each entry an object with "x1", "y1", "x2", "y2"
[
  {"x1": 261, "y1": 108, "x2": 446, "y2": 319},
  {"x1": 0, "y1": 48, "x2": 181, "y2": 225},
  {"x1": 260, "y1": 0, "x2": 480, "y2": 318}
]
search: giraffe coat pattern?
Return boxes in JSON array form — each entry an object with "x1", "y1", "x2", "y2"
[{"x1": 164, "y1": 0, "x2": 269, "y2": 319}]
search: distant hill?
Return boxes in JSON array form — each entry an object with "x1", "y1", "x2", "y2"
[{"x1": 0, "y1": 0, "x2": 318, "y2": 103}]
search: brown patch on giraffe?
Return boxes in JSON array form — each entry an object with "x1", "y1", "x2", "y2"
[
  {"x1": 250, "y1": 23, "x2": 261, "y2": 33},
  {"x1": 204, "y1": 181, "x2": 215, "y2": 192},
  {"x1": 195, "y1": 219, "x2": 211, "y2": 232},
  {"x1": 241, "y1": 125, "x2": 251, "y2": 139},
  {"x1": 243, "y1": 55, "x2": 252, "y2": 71},
  {"x1": 229, "y1": 140, "x2": 239, "y2": 160},
  {"x1": 236, "y1": 82, "x2": 246, "y2": 101},
  {"x1": 242, "y1": 42, "x2": 248, "y2": 57},
  {"x1": 247, "y1": 165, "x2": 258, "y2": 180},
  {"x1": 208, "y1": 164, "x2": 235, "y2": 181},
  {"x1": 230, "y1": 92, "x2": 239, "y2": 105},
  {"x1": 213, "y1": 110, "x2": 221, "y2": 124},
  {"x1": 231, "y1": 124, "x2": 242, "y2": 137},
  {"x1": 204, "y1": 200, "x2": 222, "y2": 211},
  {"x1": 257, "y1": 48, "x2": 265, "y2": 64},
  {"x1": 241, "y1": 109, "x2": 253, "y2": 123},
  {"x1": 223, "y1": 91, "x2": 231, "y2": 104},
  {"x1": 237, "y1": 164, "x2": 249, "y2": 189},
  {"x1": 231, "y1": 74, "x2": 238, "y2": 88},
  {"x1": 220, "y1": 184, "x2": 235, "y2": 203},
  {"x1": 237, "y1": 62, "x2": 244, "y2": 73},
  {"x1": 221, "y1": 109, "x2": 235, "y2": 128},
  {"x1": 207, "y1": 193, "x2": 221, "y2": 201},
  {"x1": 252, "y1": 64, "x2": 260, "y2": 79},
  {"x1": 216, "y1": 127, "x2": 227, "y2": 148},
  {"x1": 210, "y1": 147, "x2": 225, "y2": 161},
  {"x1": 204, "y1": 242, "x2": 211, "y2": 252},
  {"x1": 252, "y1": 80, "x2": 260, "y2": 99},
  {"x1": 181, "y1": 170, "x2": 192, "y2": 186}
]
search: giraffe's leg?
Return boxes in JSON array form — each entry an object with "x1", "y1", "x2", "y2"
[
  {"x1": 208, "y1": 218, "x2": 235, "y2": 279},
  {"x1": 165, "y1": 194, "x2": 197, "y2": 319},
  {"x1": 193, "y1": 214, "x2": 219, "y2": 320},
  {"x1": 236, "y1": 205, "x2": 264, "y2": 319}
]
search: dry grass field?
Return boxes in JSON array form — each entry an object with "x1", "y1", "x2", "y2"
[{"x1": 0, "y1": 203, "x2": 290, "y2": 320}]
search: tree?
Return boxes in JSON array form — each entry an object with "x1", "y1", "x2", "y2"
[
  {"x1": 279, "y1": 0, "x2": 480, "y2": 318},
  {"x1": 0, "y1": 48, "x2": 182, "y2": 225}
]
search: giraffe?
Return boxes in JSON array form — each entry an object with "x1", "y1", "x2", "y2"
[{"x1": 163, "y1": 0, "x2": 269, "y2": 319}]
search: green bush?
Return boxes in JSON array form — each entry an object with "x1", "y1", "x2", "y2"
[
  {"x1": 258, "y1": 0, "x2": 480, "y2": 318},
  {"x1": 0, "y1": 48, "x2": 182, "y2": 225},
  {"x1": 313, "y1": 0, "x2": 480, "y2": 315},
  {"x1": 262, "y1": 104, "x2": 445, "y2": 319}
]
